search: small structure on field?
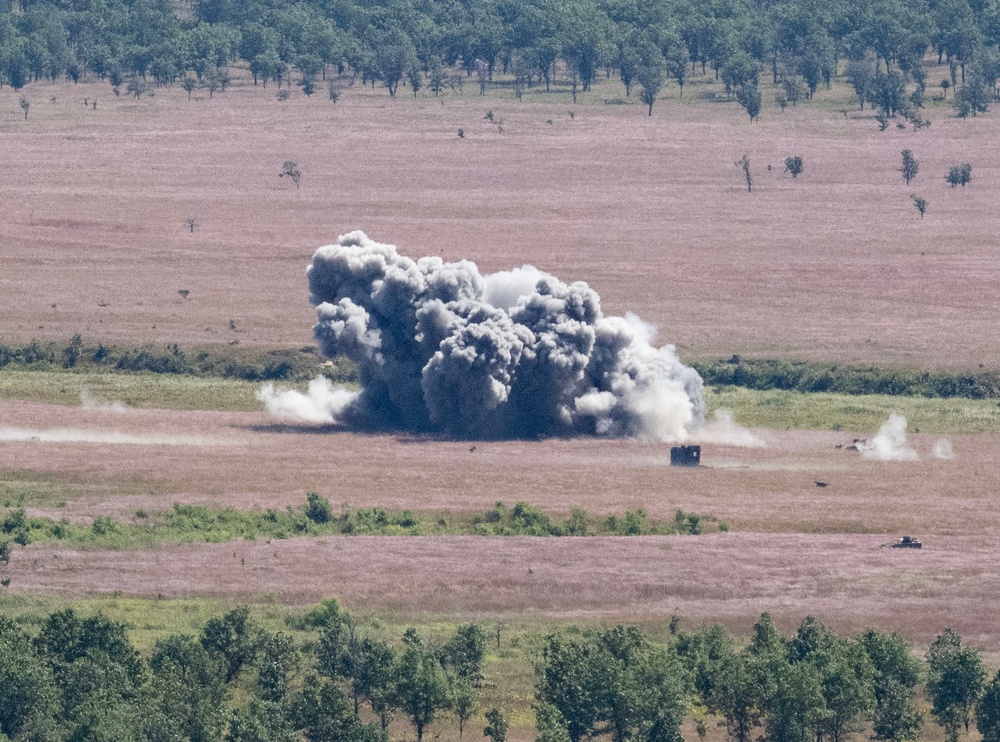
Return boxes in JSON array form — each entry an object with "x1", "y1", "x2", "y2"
[
  {"x1": 670, "y1": 445, "x2": 701, "y2": 467},
  {"x1": 880, "y1": 536, "x2": 922, "y2": 549}
]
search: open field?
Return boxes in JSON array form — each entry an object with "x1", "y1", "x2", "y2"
[
  {"x1": 1, "y1": 68, "x2": 999, "y2": 370},
  {"x1": 2, "y1": 395, "x2": 1000, "y2": 652},
  {"x1": 3, "y1": 66, "x2": 1000, "y2": 739}
]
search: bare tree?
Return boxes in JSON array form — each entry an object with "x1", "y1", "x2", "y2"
[
  {"x1": 900, "y1": 150, "x2": 919, "y2": 185},
  {"x1": 736, "y1": 154, "x2": 752, "y2": 192}
]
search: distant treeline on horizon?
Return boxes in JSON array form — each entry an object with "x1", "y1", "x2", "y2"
[{"x1": 1, "y1": 0, "x2": 999, "y2": 116}]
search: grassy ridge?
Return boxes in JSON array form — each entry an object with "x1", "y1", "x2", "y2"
[
  {"x1": 0, "y1": 337, "x2": 354, "y2": 383},
  {"x1": 0, "y1": 498, "x2": 724, "y2": 551},
  {"x1": 695, "y1": 357, "x2": 1000, "y2": 399},
  {"x1": 705, "y1": 386, "x2": 1000, "y2": 434}
]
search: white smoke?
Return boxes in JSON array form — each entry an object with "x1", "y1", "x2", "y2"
[
  {"x1": 932, "y1": 439, "x2": 956, "y2": 460},
  {"x1": 289, "y1": 230, "x2": 705, "y2": 439},
  {"x1": 860, "y1": 414, "x2": 920, "y2": 461},
  {"x1": 257, "y1": 377, "x2": 359, "y2": 424},
  {"x1": 693, "y1": 408, "x2": 766, "y2": 448},
  {"x1": 80, "y1": 389, "x2": 128, "y2": 412}
]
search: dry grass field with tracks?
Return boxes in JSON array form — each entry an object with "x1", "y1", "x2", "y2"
[{"x1": 2, "y1": 66, "x2": 1000, "y2": 661}]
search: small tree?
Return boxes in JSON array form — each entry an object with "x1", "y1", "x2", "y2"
[
  {"x1": 945, "y1": 164, "x2": 972, "y2": 187},
  {"x1": 784, "y1": 157, "x2": 804, "y2": 178},
  {"x1": 407, "y1": 65, "x2": 422, "y2": 97},
  {"x1": 927, "y1": 628, "x2": 986, "y2": 742},
  {"x1": 736, "y1": 84, "x2": 762, "y2": 121},
  {"x1": 298, "y1": 74, "x2": 316, "y2": 96},
  {"x1": 19, "y1": 96, "x2": 29, "y2": 120},
  {"x1": 305, "y1": 492, "x2": 332, "y2": 523},
  {"x1": 900, "y1": 150, "x2": 919, "y2": 184},
  {"x1": 637, "y1": 63, "x2": 665, "y2": 116},
  {"x1": 182, "y1": 77, "x2": 197, "y2": 99},
  {"x1": 484, "y1": 708, "x2": 508, "y2": 742},
  {"x1": 910, "y1": 194, "x2": 928, "y2": 219},
  {"x1": 126, "y1": 77, "x2": 147, "y2": 99},
  {"x1": 976, "y1": 671, "x2": 1000, "y2": 742},
  {"x1": 280, "y1": 161, "x2": 301, "y2": 188},
  {"x1": 736, "y1": 154, "x2": 752, "y2": 192},
  {"x1": 782, "y1": 77, "x2": 803, "y2": 107},
  {"x1": 328, "y1": 82, "x2": 341, "y2": 103}
]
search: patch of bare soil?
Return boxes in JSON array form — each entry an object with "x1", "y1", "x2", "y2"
[{"x1": 1, "y1": 75, "x2": 998, "y2": 369}]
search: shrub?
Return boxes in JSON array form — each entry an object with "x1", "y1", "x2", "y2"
[
  {"x1": 784, "y1": 156, "x2": 804, "y2": 178},
  {"x1": 946, "y1": 163, "x2": 972, "y2": 187},
  {"x1": 305, "y1": 492, "x2": 332, "y2": 524}
]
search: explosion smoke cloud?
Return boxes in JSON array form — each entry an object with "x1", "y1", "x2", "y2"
[
  {"x1": 860, "y1": 414, "x2": 920, "y2": 461},
  {"x1": 272, "y1": 231, "x2": 706, "y2": 440}
]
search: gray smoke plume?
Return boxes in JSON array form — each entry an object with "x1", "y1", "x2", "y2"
[{"x1": 286, "y1": 230, "x2": 704, "y2": 440}]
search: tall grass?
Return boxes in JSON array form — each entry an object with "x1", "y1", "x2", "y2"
[{"x1": 706, "y1": 386, "x2": 1000, "y2": 434}]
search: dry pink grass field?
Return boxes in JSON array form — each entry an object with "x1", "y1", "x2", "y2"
[
  {"x1": 1, "y1": 71, "x2": 999, "y2": 368},
  {"x1": 3, "y1": 70, "x2": 1000, "y2": 653},
  {"x1": 4, "y1": 398, "x2": 1000, "y2": 647}
]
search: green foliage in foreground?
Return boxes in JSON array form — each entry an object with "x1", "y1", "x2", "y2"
[
  {"x1": 1, "y1": 601, "x2": 976, "y2": 742},
  {"x1": 0, "y1": 498, "x2": 724, "y2": 552}
]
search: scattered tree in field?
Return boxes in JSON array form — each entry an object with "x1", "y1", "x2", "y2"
[
  {"x1": 945, "y1": 164, "x2": 972, "y2": 187},
  {"x1": 182, "y1": 77, "x2": 197, "y2": 99},
  {"x1": 782, "y1": 77, "x2": 804, "y2": 107},
  {"x1": 185, "y1": 217, "x2": 197, "y2": 233},
  {"x1": 19, "y1": 96, "x2": 29, "y2": 120},
  {"x1": 736, "y1": 84, "x2": 762, "y2": 122},
  {"x1": 636, "y1": 64, "x2": 665, "y2": 116},
  {"x1": 328, "y1": 82, "x2": 342, "y2": 103},
  {"x1": 911, "y1": 194, "x2": 928, "y2": 218},
  {"x1": 178, "y1": 289, "x2": 190, "y2": 300},
  {"x1": 926, "y1": 628, "x2": 986, "y2": 742},
  {"x1": 449, "y1": 677, "x2": 477, "y2": 737},
  {"x1": 200, "y1": 607, "x2": 260, "y2": 683},
  {"x1": 900, "y1": 150, "x2": 919, "y2": 184},
  {"x1": 484, "y1": 708, "x2": 509, "y2": 742},
  {"x1": 407, "y1": 65, "x2": 422, "y2": 97},
  {"x1": 942, "y1": 79, "x2": 951, "y2": 98},
  {"x1": 736, "y1": 154, "x2": 753, "y2": 192},
  {"x1": 476, "y1": 59, "x2": 488, "y2": 96},
  {"x1": 395, "y1": 629, "x2": 450, "y2": 742},
  {"x1": 298, "y1": 74, "x2": 316, "y2": 96},
  {"x1": 305, "y1": 492, "x2": 332, "y2": 523},
  {"x1": 126, "y1": 77, "x2": 147, "y2": 99},
  {"x1": 954, "y1": 76, "x2": 990, "y2": 117},
  {"x1": 280, "y1": 161, "x2": 301, "y2": 188},
  {"x1": 976, "y1": 671, "x2": 1000, "y2": 742},
  {"x1": 784, "y1": 157, "x2": 804, "y2": 178}
]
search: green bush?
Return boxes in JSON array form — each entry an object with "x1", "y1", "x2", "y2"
[{"x1": 305, "y1": 493, "x2": 333, "y2": 524}]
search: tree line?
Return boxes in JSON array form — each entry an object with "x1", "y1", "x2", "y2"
[
  {"x1": 2, "y1": 0, "x2": 1000, "y2": 119},
  {"x1": 4, "y1": 603, "x2": 1000, "y2": 742}
]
